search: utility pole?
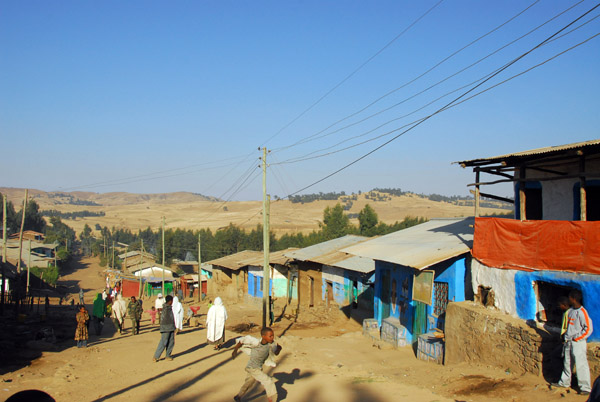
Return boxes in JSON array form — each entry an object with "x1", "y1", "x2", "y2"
[
  {"x1": 2, "y1": 195, "x2": 7, "y2": 263},
  {"x1": 197, "y1": 232, "x2": 201, "y2": 302},
  {"x1": 261, "y1": 147, "x2": 271, "y2": 327},
  {"x1": 17, "y1": 189, "x2": 28, "y2": 273},
  {"x1": 112, "y1": 241, "x2": 115, "y2": 270},
  {"x1": 162, "y1": 216, "x2": 165, "y2": 296},
  {"x1": 138, "y1": 240, "x2": 144, "y2": 299},
  {"x1": 27, "y1": 239, "x2": 31, "y2": 295}
]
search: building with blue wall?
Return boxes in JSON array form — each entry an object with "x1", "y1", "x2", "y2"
[
  {"x1": 344, "y1": 218, "x2": 473, "y2": 345},
  {"x1": 459, "y1": 140, "x2": 600, "y2": 341}
]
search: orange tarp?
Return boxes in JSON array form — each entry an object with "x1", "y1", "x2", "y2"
[{"x1": 473, "y1": 217, "x2": 600, "y2": 274}]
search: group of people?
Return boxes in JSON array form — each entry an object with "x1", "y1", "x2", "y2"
[{"x1": 75, "y1": 290, "x2": 283, "y2": 402}]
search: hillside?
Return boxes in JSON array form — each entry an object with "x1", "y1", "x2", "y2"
[
  {"x1": 0, "y1": 187, "x2": 218, "y2": 206},
  {"x1": 0, "y1": 188, "x2": 511, "y2": 236}
]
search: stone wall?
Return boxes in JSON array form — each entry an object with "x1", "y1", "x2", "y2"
[{"x1": 445, "y1": 301, "x2": 600, "y2": 380}]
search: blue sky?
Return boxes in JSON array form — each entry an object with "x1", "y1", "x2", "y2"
[{"x1": 1, "y1": 0, "x2": 599, "y2": 200}]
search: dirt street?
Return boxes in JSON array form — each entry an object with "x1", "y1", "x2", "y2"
[{"x1": 0, "y1": 257, "x2": 590, "y2": 402}]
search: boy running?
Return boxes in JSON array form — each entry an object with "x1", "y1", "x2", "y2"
[
  {"x1": 552, "y1": 289, "x2": 593, "y2": 395},
  {"x1": 232, "y1": 327, "x2": 282, "y2": 402}
]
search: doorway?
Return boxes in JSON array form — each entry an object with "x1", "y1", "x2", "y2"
[
  {"x1": 413, "y1": 300, "x2": 427, "y2": 340},
  {"x1": 381, "y1": 271, "x2": 390, "y2": 319},
  {"x1": 309, "y1": 276, "x2": 314, "y2": 307},
  {"x1": 326, "y1": 281, "x2": 334, "y2": 307}
]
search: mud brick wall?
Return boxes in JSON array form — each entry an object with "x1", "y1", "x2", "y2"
[
  {"x1": 445, "y1": 302, "x2": 543, "y2": 375},
  {"x1": 445, "y1": 301, "x2": 600, "y2": 379}
]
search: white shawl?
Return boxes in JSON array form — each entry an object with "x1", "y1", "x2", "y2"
[
  {"x1": 112, "y1": 294, "x2": 127, "y2": 321},
  {"x1": 172, "y1": 296, "x2": 184, "y2": 330},
  {"x1": 206, "y1": 297, "x2": 227, "y2": 342}
]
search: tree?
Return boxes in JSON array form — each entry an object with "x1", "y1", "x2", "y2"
[
  {"x1": 358, "y1": 204, "x2": 379, "y2": 236},
  {"x1": 0, "y1": 193, "x2": 18, "y2": 235},
  {"x1": 19, "y1": 199, "x2": 46, "y2": 232},
  {"x1": 321, "y1": 204, "x2": 350, "y2": 240}
]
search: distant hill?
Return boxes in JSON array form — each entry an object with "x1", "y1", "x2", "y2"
[{"x1": 0, "y1": 187, "x2": 219, "y2": 206}]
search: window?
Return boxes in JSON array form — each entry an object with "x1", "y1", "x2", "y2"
[
  {"x1": 515, "y1": 181, "x2": 542, "y2": 220},
  {"x1": 574, "y1": 181, "x2": 600, "y2": 221},
  {"x1": 433, "y1": 282, "x2": 449, "y2": 317}
]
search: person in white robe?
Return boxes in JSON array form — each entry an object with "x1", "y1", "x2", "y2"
[
  {"x1": 206, "y1": 297, "x2": 227, "y2": 349},
  {"x1": 172, "y1": 296, "x2": 184, "y2": 333}
]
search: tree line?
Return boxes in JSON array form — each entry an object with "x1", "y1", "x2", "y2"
[{"x1": 80, "y1": 203, "x2": 426, "y2": 268}]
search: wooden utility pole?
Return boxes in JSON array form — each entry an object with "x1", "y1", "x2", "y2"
[
  {"x1": 162, "y1": 216, "x2": 165, "y2": 295},
  {"x1": 261, "y1": 147, "x2": 271, "y2": 327},
  {"x1": 17, "y1": 189, "x2": 28, "y2": 273},
  {"x1": 197, "y1": 232, "x2": 201, "y2": 302},
  {"x1": 2, "y1": 195, "x2": 7, "y2": 263},
  {"x1": 27, "y1": 239, "x2": 31, "y2": 294},
  {"x1": 138, "y1": 240, "x2": 144, "y2": 299},
  {"x1": 112, "y1": 241, "x2": 115, "y2": 269}
]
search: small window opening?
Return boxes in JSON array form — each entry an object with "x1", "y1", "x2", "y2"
[
  {"x1": 586, "y1": 186, "x2": 600, "y2": 221},
  {"x1": 477, "y1": 285, "x2": 495, "y2": 307},
  {"x1": 525, "y1": 188, "x2": 543, "y2": 220},
  {"x1": 535, "y1": 281, "x2": 578, "y2": 327}
]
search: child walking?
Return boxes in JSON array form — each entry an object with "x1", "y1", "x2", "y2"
[
  {"x1": 552, "y1": 289, "x2": 593, "y2": 395},
  {"x1": 146, "y1": 306, "x2": 158, "y2": 325},
  {"x1": 232, "y1": 327, "x2": 282, "y2": 402},
  {"x1": 74, "y1": 305, "x2": 89, "y2": 348}
]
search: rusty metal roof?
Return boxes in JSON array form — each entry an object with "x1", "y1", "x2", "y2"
[
  {"x1": 244, "y1": 248, "x2": 299, "y2": 267},
  {"x1": 342, "y1": 218, "x2": 473, "y2": 270},
  {"x1": 204, "y1": 250, "x2": 263, "y2": 271},
  {"x1": 455, "y1": 139, "x2": 600, "y2": 167}
]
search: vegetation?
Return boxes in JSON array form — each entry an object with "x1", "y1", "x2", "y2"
[
  {"x1": 290, "y1": 191, "x2": 347, "y2": 204},
  {"x1": 30, "y1": 265, "x2": 60, "y2": 286},
  {"x1": 42, "y1": 209, "x2": 106, "y2": 219},
  {"x1": 87, "y1": 204, "x2": 426, "y2": 266}
]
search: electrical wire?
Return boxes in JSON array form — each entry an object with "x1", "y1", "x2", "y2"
[
  {"x1": 272, "y1": 12, "x2": 600, "y2": 166},
  {"x1": 282, "y1": 3, "x2": 600, "y2": 198},
  {"x1": 272, "y1": 0, "x2": 546, "y2": 152},
  {"x1": 259, "y1": 0, "x2": 445, "y2": 147},
  {"x1": 272, "y1": 0, "x2": 583, "y2": 153}
]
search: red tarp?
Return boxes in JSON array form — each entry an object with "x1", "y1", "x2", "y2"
[
  {"x1": 121, "y1": 278, "x2": 141, "y2": 297},
  {"x1": 473, "y1": 217, "x2": 600, "y2": 274}
]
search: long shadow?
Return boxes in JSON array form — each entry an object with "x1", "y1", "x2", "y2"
[
  {"x1": 279, "y1": 321, "x2": 295, "y2": 337},
  {"x1": 273, "y1": 368, "x2": 314, "y2": 401},
  {"x1": 172, "y1": 342, "x2": 208, "y2": 358},
  {"x1": 91, "y1": 347, "x2": 232, "y2": 402}
]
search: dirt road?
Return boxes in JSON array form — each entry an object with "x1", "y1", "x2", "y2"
[{"x1": 0, "y1": 257, "x2": 588, "y2": 402}]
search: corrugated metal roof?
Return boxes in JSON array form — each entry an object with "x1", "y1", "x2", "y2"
[
  {"x1": 342, "y1": 218, "x2": 473, "y2": 270},
  {"x1": 204, "y1": 250, "x2": 263, "y2": 271},
  {"x1": 284, "y1": 235, "x2": 368, "y2": 262},
  {"x1": 456, "y1": 139, "x2": 600, "y2": 166},
  {"x1": 284, "y1": 235, "x2": 374, "y2": 273},
  {"x1": 244, "y1": 248, "x2": 299, "y2": 267}
]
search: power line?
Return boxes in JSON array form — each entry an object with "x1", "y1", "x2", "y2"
[
  {"x1": 272, "y1": 0, "x2": 546, "y2": 152},
  {"x1": 283, "y1": 3, "x2": 600, "y2": 198},
  {"x1": 259, "y1": 0, "x2": 445, "y2": 147},
  {"x1": 272, "y1": 12, "x2": 600, "y2": 166}
]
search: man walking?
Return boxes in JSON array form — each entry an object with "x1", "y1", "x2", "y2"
[
  {"x1": 153, "y1": 295, "x2": 175, "y2": 362},
  {"x1": 127, "y1": 296, "x2": 143, "y2": 335}
]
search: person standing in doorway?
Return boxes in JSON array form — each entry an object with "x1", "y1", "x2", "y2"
[
  {"x1": 153, "y1": 295, "x2": 175, "y2": 362},
  {"x1": 552, "y1": 289, "x2": 593, "y2": 395}
]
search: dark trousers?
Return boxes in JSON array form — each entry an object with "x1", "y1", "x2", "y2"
[
  {"x1": 93, "y1": 316, "x2": 104, "y2": 335},
  {"x1": 154, "y1": 331, "x2": 175, "y2": 359}
]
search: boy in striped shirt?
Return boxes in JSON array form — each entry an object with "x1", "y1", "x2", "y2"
[{"x1": 552, "y1": 289, "x2": 593, "y2": 395}]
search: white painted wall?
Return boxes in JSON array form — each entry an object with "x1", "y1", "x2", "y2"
[
  {"x1": 522, "y1": 158, "x2": 600, "y2": 221},
  {"x1": 471, "y1": 259, "x2": 517, "y2": 316}
]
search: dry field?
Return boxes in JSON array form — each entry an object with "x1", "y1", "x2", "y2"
[{"x1": 1, "y1": 187, "x2": 508, "y2": 235}]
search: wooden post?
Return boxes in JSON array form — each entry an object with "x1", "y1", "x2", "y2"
[
  {"x1": 474, "y1": 168, "x2": 481, "y2": 218},
  {"x1": 197, "y1": 232, "x2": 201, "y2": 302},
  {"x1": 261, "y1": 147, "x2": 270, "y2": 327},
  {"x1": 580, "y1": 155, "x2": 587, "y2": 221},
  {"x1": 138, "y1": 240, "x2": 144, "y2": 299},
  {"x1": 2, "y1": 195, "x2": 6, "y2": 263},
  {"x1": 518, "y1": 167, "x2": 526, "y2": 221},
  {"x1": 27, "y1": 239, "x2": 31, "y2": 294},
  {"x1": 17, "y1": 189, "x2": 28, "y2": 273},
  {"x1": 162, "y1": 216, "x2": 165, "y2": 296},
  {"x1": 112, "y1": 241, "x2": 115, "y2": 269}
]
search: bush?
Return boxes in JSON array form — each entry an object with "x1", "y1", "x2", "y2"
[{"x1": 30, "y1": 265, "x2": 60, "y2": 286}]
